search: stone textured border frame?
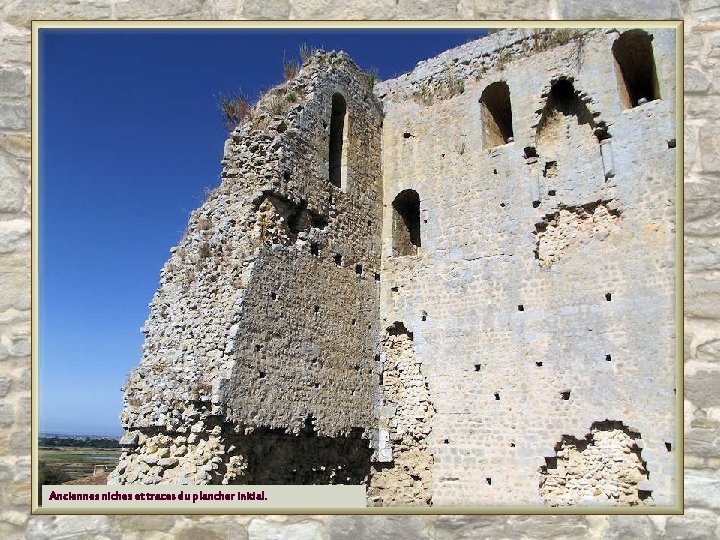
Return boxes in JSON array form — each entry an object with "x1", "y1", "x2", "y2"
[
  {"x1": 30, "y1": 19, "x2": 683, "y2": 516},
  {"x1": 0, "y1": 0, "x2": 715, "y2": 536}
]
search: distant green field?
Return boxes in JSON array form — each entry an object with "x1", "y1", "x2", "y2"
[{"x1": 39, "y1": 446, "x2": 122, "y2": 481}]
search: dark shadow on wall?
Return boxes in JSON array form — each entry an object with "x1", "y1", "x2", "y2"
[
  {"x1": 392, "y1": 189, "x2": 421, "y2": 257},
  {"x1": 612, "y1": 29, "x2": 661, "y2": 109},
  {"x1": 220, "y1": 422, "x2": 372, "y2": 485}
]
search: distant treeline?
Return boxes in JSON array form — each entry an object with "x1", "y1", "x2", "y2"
[{"x1": 39, "y1": 436, "x2": 120, "y2": 448}]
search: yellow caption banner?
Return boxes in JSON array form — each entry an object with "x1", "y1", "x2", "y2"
[{"x1": 42, "y1": 485, "x2": 366, "y2": 510}]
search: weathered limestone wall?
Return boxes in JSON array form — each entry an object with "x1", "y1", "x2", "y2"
[
  {"x1": 109, "y1": 51, "x2": 384, "y2": 485},
  {"x1": 377, "y1": 28, "x2": 676, "y2": 506}
]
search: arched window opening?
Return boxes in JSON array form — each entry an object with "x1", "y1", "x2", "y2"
[
  {"x1": 612, "y1": 30, "x2": 660, "y2": 109},
  {"x1": 392, "y1": 190, "x2": 420, "y2": 257},
  {"x1": 329, "y1": 93, "x2": 347, "y2": 188},
  {"x1": 480, "y1": 82, "x2": 514, "y2": 149},
  {"x1": 537, "y1": 78, "x2": 595, "y2": 140}
]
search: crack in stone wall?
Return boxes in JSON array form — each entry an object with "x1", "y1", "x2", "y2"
[{"x1": 539, "y1": 421, "x2": 652, "y2": 506}]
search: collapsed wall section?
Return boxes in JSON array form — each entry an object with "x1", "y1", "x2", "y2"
[
  {"x1": 539, "y1": 421, "x2": 653, "y2": 506},
  {"x1": 367, "y1": 322, "x2": 434, "y2": 506},
  {"x1": 110, "y1": 51, "x2": 383, "y2": 485}
]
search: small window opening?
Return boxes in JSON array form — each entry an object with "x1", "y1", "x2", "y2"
[
  {"x1": 612, "y1": 30, "x2": 661, "y2": 109},
  {"x1": 355, "y1": 264, "x2": 363, "y2": 275},
  {"x1": 518, "y1": 304, "x2": 524, "y2": 311},
  {"x1": 537, "y1": 78, "x2": 595, "y2": 138},
  {"x1": 524, "y1": 146, "x2": 538, "y2": 159},
  {"x1": 543, "y1": 161, "x2": 557, "y2": 178},
  {"x1": 258, "y1": 371, "x2": 266, "y2": 379},
  {"x1": 310, "y1": 242, "x2": 319, "y2": 256},
  {"x1": 474, "y1": 363, "x2": 481, "y2": 372},
  {"x1": 421, "y1": 310, "x2": 427, "y2": 322},
  {"x1": 314, "y1": 305, "x2": 320, "y2": 314},
  {"x1": 351, "y1": 319, "x2": 356, "y2": 326},
  {"x1": 334, "y1": 253, "x2": 342, "y2": 266},
  {"x1": 494, "y1": 392, "x2": 500, "y2": 400},
  {"x1": 561, "y1": 390, "x2": 571, "y2": 400},
  {"x1": 329, "y1": 93, "x2": 348, "y2": 188},
  {"x1": 255, "y1": 344, "x2": 262, "y2": 352},
  {"x1": 605, "y1": 292, "x2": 612, "y2": 301},
  {"x1": 486, "y1": 478, "x2": 492, "y2": 485},
  {"x1": 270, "y1": 292, "x2": 277, "y2": 301},
  {"x1": 535, "y1": 361, "x2": 543, "y2": 367},
  {"x1": 665, "y1": 442, "x2": 672, "y2": 452},
  {"x1": 668, "y1": 139, "x2": 676, "y2": 148},
  {"x1": 443, "y1": 439, "x2": 450, "y2": 444},
  {"x1": 374, "y1": 273, "x2": 381, "y2": 282},
  {"x1": 391, "y1": 286, "x2": 399, "y2": 293},
  {"x1": 548, "y1": 190, "x2": 556, "y2": 196},
  {"x1": 403, "y1": 132, "x2": 412, "y2": 138},
  {"x1": 480, "y1": 81, "x2": 514, "y2": 149},
  {"x1": 392, "y1": 189, "x2": 421, "y2": 256},
  {"x1": 510, "y1": 442, "x2": 516, "y2": 447},
  {"x1": 606, "y1": 354, "x2": 612, "y2": 362}
]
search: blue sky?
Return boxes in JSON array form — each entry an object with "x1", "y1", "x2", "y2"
[{"x1": 39, "y1": 27, "x2": 488, "y2": 436}]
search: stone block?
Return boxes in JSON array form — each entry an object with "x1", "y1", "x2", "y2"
[
  {"x1": 248, "y1": 519, "x2": 324, "y2": 540},
  {"x1": 435, "y1": 516, "x2": 509, "y2": 539},
  {"x1": 700, "y1": 126, "x2": 720, "y2": 172},
  {"x1": 0, "y1": 0, "x2": 111, "y2": 28},
  {"x1": 685, "y1": 469, "x2": 720, "y2": 509},
  {"x1": 555, "y1": 0, "x2": 680, "y2": 18},
  {"x1": 686, "y1": 367, "x2": 720, "y2": 409},
  {"x1": 602, "y1": 515, "x2": 655, "y2": 539},
  {"x1": 0, "y1": 101, "x2": 29, "y2": 130},
  {"x1": 328, "y1": 515, "x2": 429, "y2": 540},
  {"x1": 25, "y1": 515, "x2": 111, "y2": 539},
  {"x1": 289, "y1": 0, "x2": 396, "y2": 19},
  {"x1": 242, "y1": 0, "x2": 291, "y2": 18},
  {"x1": 113, "y1": 0, "x2": 205, "y2": 19},
  {"x1": 0, "y1": 67, "x2": 27, "y2": 98},
  {"x1": 664, "y1": 509, "x2": 719, "y2": 540}
]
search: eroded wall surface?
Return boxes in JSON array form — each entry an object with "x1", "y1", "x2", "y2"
[
  {"x1": 377, "y1": 28, "x2": 676, "y2": 506},
  {"x1": 110, "y1": 51, "x2": 384, "y2": 486}
]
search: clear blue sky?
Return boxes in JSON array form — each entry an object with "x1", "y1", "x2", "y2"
[{"x1": 39, "y1": 27, "x2": 488, "y2": 437}]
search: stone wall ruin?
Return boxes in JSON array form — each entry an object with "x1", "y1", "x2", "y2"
[{"x1": 112, "y1": 28, "x2": 677, "y2": 508}]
